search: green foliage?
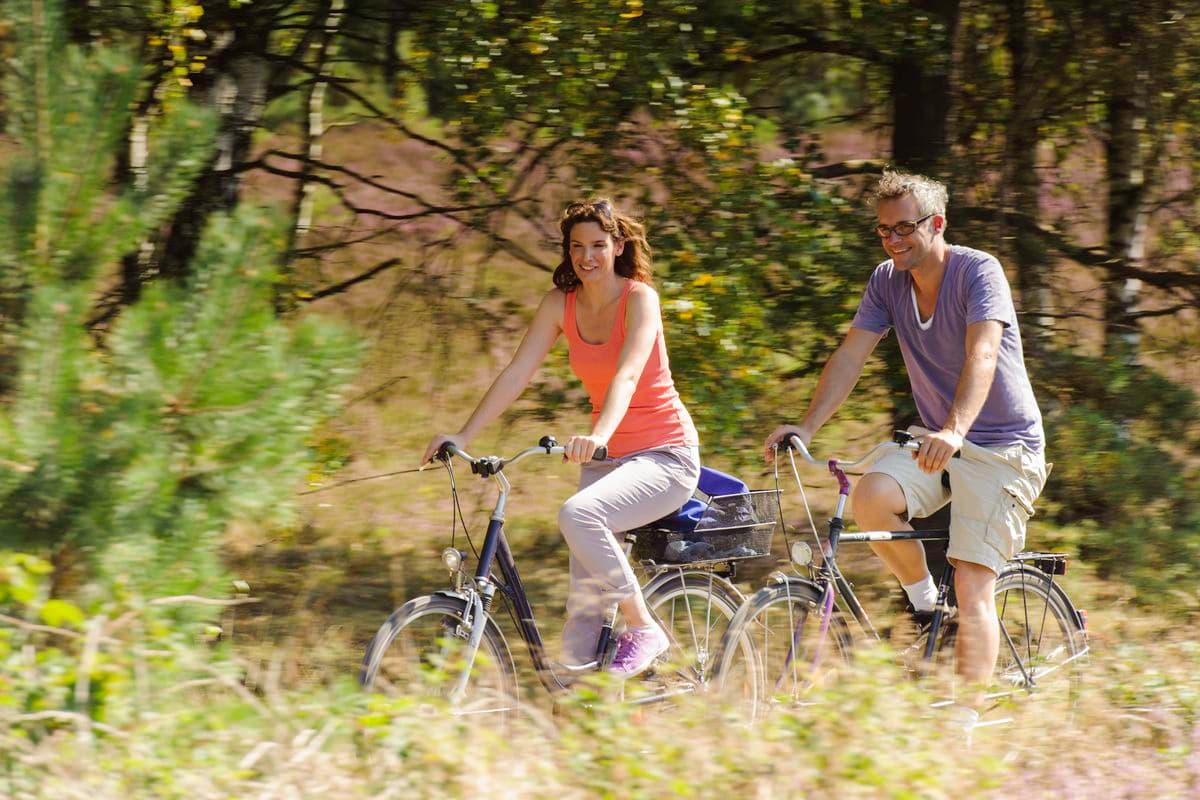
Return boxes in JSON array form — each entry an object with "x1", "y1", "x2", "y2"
[
  {"x1": 1, "y1": 607, "x2": 1198, "y2": 797},
  {"x1": 649, "y1": 161, "x2": 875, "y2": 451},
  {"x1": 0, "y1": 2, "x2": 362, "y2": 596},
  {"x1": 0, "y1": 210, "x2": 361, "y2": 595},
  {"x1": 1037, "y1": 350, "x2": 1200, "y2": 606}
]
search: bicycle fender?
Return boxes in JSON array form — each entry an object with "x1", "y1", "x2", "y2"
[
  {"x1": 429, "y1": 588, "x2": 472, "y2": 604},
  {"x1": 641, "y1": 569, "x2": 745, "y2": 606},
  {"x1": 998, "y1": 563, "x2": 1086, "y2": 638}
]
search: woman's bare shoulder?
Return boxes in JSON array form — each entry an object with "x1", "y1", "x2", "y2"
[
  {"x1": 627, "y1": 280, "x2": 661, "y2": 307},
  {"x1": 536, "y1": 287, "x2": 568, "y2": 325}
]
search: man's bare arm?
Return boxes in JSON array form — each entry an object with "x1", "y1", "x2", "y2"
[
  {"x1": 917, "y1": 319, "x2": 1003, "y2": 472},
  {"x1": 764, "y1": 327, "x2": 883, "y2": 459}
]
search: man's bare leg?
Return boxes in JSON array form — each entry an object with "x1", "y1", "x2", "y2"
[
  {"x1": 953, "y1": 561, "x2": 998, "y2": 702},
  {"x1": 851, "y1": 472, "x2": 930, "y2": 585}
]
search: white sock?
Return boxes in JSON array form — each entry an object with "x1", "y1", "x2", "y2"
[{"x1": 903, "y1": 575, "x2": 938, "y2": 612}]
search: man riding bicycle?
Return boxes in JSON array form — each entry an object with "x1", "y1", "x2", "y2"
[{"x1": 766, "y1": 170, "x2": 1049, "y2": 737}]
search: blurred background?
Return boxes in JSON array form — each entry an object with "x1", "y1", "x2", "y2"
[{"x1": 0, "y1": 1, "x2": 1197, "y2": 796}]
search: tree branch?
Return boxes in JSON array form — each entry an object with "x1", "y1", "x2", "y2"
[
  {"x1": 751, "y1": 27, "x2": 892, "y2": 65},
  {"x1": 956, "y1": 206, "x2": 1200, "y2": 294},
  {"x1": 303, "y1": 257, "x2": 402, "y2": 302},
  {"x1": 809, "y1": 159, "x2": 888, "y2": 178}
]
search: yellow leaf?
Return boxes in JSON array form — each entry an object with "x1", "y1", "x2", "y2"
[{"x1": 39, "y1": 599, "x2": 85, "y2": 629}]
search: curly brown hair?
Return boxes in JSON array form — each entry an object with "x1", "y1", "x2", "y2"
[{"x1": 553, "y1": 198, "x2": 653, "y2": 291}]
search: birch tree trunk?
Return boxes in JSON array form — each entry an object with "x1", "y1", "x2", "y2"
[
  {"x1": 157, "y1": 28, "x2": 270, "y2": 281},
  {"x1": 287, "y1": 0, "x2": 346, "y2": 261},
  {"x1": 1102, "y1": 9, "x2": 1149, "y2": 363}
]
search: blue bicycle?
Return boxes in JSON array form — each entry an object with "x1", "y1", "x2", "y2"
[{"x1": 359, "y1": 436, "x2": 776, "y2": 716}]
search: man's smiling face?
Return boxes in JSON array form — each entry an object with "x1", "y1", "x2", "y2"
[{"x1": 876, "y1": 195, "x2": 942, "y2": 272}]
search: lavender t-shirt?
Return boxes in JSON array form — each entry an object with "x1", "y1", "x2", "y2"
[{"x1": 850, "y1": 245, "x2": 1045, "y2": 453}]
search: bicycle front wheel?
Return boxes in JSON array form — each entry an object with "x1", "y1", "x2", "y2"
[
  {"x1": 713, "y1": 577, "x2": 852, "y2": 717},
  {"x1": 359, "y1": 594, "x2": 518, "y2": 717},
  {"x1": 640, "y1": 571, "x2": 758, "y2": 711}
]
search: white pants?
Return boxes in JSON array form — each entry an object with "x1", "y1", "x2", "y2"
[{"x1": 557, "y1": 445, "x2": 700, "y2": 664}]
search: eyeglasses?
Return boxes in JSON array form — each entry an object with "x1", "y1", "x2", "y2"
[{"x1": 874, "y1": 213, "x2": 934, "y2": 238}]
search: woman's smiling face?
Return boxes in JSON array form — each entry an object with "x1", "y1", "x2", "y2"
[{"x1": 569, "y1": 220, "x2": 624, "y2": 284}]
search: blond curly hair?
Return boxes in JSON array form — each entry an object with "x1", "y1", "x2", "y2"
[{"x1": 869, "y1": 170, "x2": 948, "y2": 217}]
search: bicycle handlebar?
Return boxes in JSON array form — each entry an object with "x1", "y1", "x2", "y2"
[
  {"x1": 438, "y1": 436, "x2": 607, "y2": 477},
  {"x1": 778, "y1": 430, "x2": 960, "y2": 469}
]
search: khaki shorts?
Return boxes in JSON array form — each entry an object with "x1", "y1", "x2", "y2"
[{"x1": 864, "y1": 426, "x2": 1049, "y2": 575}]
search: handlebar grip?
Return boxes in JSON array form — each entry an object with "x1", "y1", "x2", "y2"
[
  {"x1": 779, "y1": 433, "x2": 802, "y2": 451},
  {"x1": 593, "y1": 446, "x2": 608, "y2": 461},
  {"x1": 898, "y1": 437, "x2": 962, "y2": 458},
  {"x1": 435, "y1": 441, "x2": 458, "y2": 461}
]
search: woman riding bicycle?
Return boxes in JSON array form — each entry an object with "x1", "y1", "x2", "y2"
[{"x1": 422, "y1": 198, "x2": 700, "y2": 678}]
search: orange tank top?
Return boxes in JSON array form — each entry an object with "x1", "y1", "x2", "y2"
[{"x1": 563, "y1": 280, "x2": 700, "y2": 459}]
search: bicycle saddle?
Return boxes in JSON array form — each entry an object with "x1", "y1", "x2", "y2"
[{"x1": 648, "y1": 466, "x2": 750, "y2": 534}]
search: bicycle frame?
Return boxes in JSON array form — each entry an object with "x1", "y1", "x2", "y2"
[
  {"x1": 440, "y1": 441, "x2": 742, "y2": 698},
  {"x1": 780, "y1": 455, "x2": 952, "y2": 663},
  {"x1": 774, "y1": 433, "x2": 1084, "y2": 689},
  {"x1": 441, "y1": 443, "x2": 597, "y2": 694}
]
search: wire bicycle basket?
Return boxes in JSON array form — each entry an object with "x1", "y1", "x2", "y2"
[{"x1": 630, "y1": 488, "x2": 782, "y2": 565}]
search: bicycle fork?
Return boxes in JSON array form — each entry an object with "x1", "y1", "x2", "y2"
[
  {"x1": 449, "y1": 589, "x2": 489, "y2": 704},
  {"x1": 450, "y1": 482, "x2": 510, "y2": 704}
]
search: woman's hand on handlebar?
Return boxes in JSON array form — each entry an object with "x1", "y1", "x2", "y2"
[
  {"x1": 421, "y1": 433, "x2": 467, "y2": 467},
  {"x1": 563, "y1": 434, "x2": 607, "y2": 464},
  {"x1": 764, "y1": 424, "x2": 811, "y2": 463}
]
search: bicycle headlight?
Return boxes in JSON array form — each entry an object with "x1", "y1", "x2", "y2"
[
  {"x1": 790, "y1": 541, "x2": 813, "y2": 567},
  {"x1": 441, "y1": 547, "x2": 464, "y2": 572}
]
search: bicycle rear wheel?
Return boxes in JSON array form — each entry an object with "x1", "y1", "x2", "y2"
[
  {"x1": 992, "y1": 565, "x2": 1086, "y2": 703},
  {"x1": 713, "y1": 577, "x2": 852, "y2": 718},
  {"x1": 639, "y1": 571, "x2": 758, "y2": 711},
  {"x1": 360, "y1": 594, "x2": 518, "y2": 717}
]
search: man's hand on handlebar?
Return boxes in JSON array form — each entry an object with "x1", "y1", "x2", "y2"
[
  {"x1": 915, "y1": 429, "x2": 963, "y2": 474},
  {"x1": 421, "y1": 433, "x2": 467, "y2": 467},
  {"x1": 764, "y1": 424, "x2": 812, "y2": 463},
  {"x1": 563, "y1": 434, "x2": 608, "y2": 464}
]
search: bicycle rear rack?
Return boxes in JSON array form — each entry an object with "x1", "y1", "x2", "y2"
[{"x1": 1012, "y1": 550, "x2": 1068, "y2": 575}]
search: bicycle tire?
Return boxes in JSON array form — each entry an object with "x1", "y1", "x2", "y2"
[
  {"x1": 712, "y1": 577, "x2": 852, "y2": 718},
  {"x1": 641, "y1": 571, "x2": 759, "y2": 710},
  {"x1": 991, "y1": 564, "x2": 1085, "y2": 702},
  {"x1": 359, "y1": 593, "x2": 519, "y2": 716}
]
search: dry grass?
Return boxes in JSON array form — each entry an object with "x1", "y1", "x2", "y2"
[{"x1": 3, "y1": 620, "x2": 1197, "y2": 800}]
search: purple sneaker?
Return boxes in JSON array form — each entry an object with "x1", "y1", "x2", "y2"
[{"x1": 608, "y1": 625, "x2": 670, "y2": 678}]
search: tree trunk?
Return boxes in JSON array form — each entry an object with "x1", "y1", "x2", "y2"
[
  {"x1": 1003, "y1": 0, "x2": 1053, "y2": 351},
  {"x1": 890, "y1": 0, "x2": 961, "y2": 174},
  {"x1": 157, "y1": 29, "x2": 271, "y2": 282},
  {"x1": 1102, "y1": 10, "x2": 1149, "y2": 362},
  {"x1": 284, "y1": 0, "x2": 346, "y2": 271},
  {"x1": 384, "y1": 5, "x2": 402, "y2": 98}
]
